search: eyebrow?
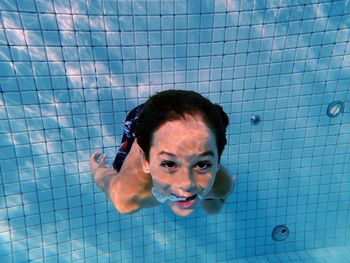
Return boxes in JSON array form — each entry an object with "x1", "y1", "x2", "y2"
[{"x1": 158, "y1": 151, "x2": 215, "y2": 158}]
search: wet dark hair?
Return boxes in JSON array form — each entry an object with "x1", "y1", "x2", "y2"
[{"x1": 135, "y1": 90, "x2": 229, "y2": 163}]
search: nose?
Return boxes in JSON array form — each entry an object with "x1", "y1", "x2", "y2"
[{"x1": 176, "y1": 168, "x2": 195, "y2": 192}]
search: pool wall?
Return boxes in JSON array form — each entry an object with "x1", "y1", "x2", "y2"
[{"x1": 0, "y1": 0, "x2": 349, "y2": 262}]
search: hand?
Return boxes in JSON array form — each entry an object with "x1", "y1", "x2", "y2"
[{"x1": 89, "y1": 151, "x2": 109, "y2": 175}]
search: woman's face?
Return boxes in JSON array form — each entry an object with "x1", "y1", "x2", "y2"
[{"x1": 140, "y1": 115, "x2": 219, "y2": 216}]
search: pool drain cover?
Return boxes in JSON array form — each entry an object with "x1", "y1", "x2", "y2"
[
  {"x1": 327, "y1": 101, "x2": 344, "y2": 118},
  {"x1": 272, "y1": 225, "x2": 289, "y2": 241},
  {"x1": 250, "y1": 115, "x2": 261, "y2": 125}
]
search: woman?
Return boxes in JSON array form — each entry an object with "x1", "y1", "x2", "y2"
[{"x1": 89, "y1": 90, "x2": 235, "y2": 216}]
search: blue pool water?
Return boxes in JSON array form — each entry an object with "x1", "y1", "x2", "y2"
[{"x1": 0, "y1": 0, "x2": 350, "y2": 262}]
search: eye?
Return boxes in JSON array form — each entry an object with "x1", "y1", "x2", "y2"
[
  {"x1": 195, "y1": 161, "x2": 212, "y2": 170},
  {"x1": 160, "y1": 161, "x2": 177, "y2": 169}
]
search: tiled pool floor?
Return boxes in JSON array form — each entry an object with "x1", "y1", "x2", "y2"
[{"x1": 232, "y1": 246, "x2": 350, "y2": 263}]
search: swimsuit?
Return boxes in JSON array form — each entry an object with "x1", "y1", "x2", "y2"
[{"x1": 113, "y1": 104, "x2": 144, "y2": 172}]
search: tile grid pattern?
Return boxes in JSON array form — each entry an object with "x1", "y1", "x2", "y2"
[{"x1": 0, "y1": 0, "x2": 349, "y2": 262}]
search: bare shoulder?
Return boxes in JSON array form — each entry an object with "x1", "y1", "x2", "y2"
[
  {"x1": 208, "y1": 165, "x2": 236, "y2": 200},
  {"x1": 106, "y1": 142, "x2": 157, "y2": 214},
  {"x1": 108, "y1": 174, "x2": 156, "y2": 214}
]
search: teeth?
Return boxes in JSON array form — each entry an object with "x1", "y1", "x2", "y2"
[
  {"x1": 151, "y1": 188, "x2": 188, "y2": 203},
  {"x1": 151, "y1": 187, "x2": 198, "y2": 203},
  {"x1": 168, "y1": 194, "x2": 188, "y2": 202}
]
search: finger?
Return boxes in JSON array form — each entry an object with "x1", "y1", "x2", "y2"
[
  {"x1": 90, "y1": 151, "x2": 101, "y2": 161},
  {"x1": 100, "y1": 153, "x2": 107, "y2": 164}
]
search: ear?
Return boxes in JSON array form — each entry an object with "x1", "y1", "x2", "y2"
[{"x1": 139, "y1": 147, "x2": 150, "y2": 174}]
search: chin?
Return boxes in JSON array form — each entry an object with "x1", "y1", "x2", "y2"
[{"x1": 169, "y1": 202, "x2": 196, "y2": 217}]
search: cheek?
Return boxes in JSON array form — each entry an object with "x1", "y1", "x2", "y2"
[
  {"x1": 149, "y1": 165, "x2": 172, "y2": 188},
  {"x1": 195, "y1": 172, "x2": 216, "y2": 188}
]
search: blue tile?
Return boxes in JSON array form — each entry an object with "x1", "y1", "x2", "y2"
[
  {"x1": 56, "y1": 32, "x2": 74, "y2": 47},
  {"x1": 0, "y1": 0, "x2": 18, "y2": 11},
  {"x1": 2, "y1": 12, "x2": 22, "y2": 29},
  {"x1": 67, "y1": 1, "x2": 83, "y2": 13},
  {"x1": 51, "y1": 0, "x2": 69, "y2": 13},
  {"x1": 21, "y1": 13, "x2": 40, "y2": 30},
  {"x1": 24, "y1": 30, "x2": 44, "y2": 46},
  {"x1": 41, "y1": 31, "x2": 60, "y2": 47},
  {"x1": 55, "y1": 14, "x2": 74, "y2": 31},
  {"x1": 88, "y1": 16, "x2": 105, "y2": 31},
  {"x1": 8, "y1": 47, "x2": 27, "y2": 63},
  {"x1": 0, "y1": 61, "x2": 16, "y2": 77},
  {"x1": 39, "y1": 14, "x2": 58, "y2": 30},
  {"x1": 17, "y1": 0, "x2": 36, "y2": 12},
  {"x1": 72, "y1": 15, "x2": 88, "y2": 31}
]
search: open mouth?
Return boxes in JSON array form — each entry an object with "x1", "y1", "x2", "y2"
[
  {"x1": 172, "y1": 194, "x2": 198, "y2": 208},
  {"x1": 168, "y1": 193, "x2": 196, "y2": 202},
  {"x1": 178, "y1": 194, "x2": 197, "y2": 202}
]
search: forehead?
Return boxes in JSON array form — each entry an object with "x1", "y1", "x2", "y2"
[{"x1": 151, "y1": 116, "x2": 217, "y2": 154}]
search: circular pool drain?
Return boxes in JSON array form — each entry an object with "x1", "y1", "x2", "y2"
[
  {"x1": 327, "y1": 101, "x2": 345, "y2": 118},
  {"x1": 250, "y1": 115, "x2": 261, "y2": 125},
  {"x1": 272, "y1": 225, "x2": 289, "y2": 241}
]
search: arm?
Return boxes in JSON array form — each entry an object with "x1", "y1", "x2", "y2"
[
  {"x1": 201, "y1": 165, "x2": 236, "y2": 215},
  {"x1": 89, "y1": 151, "x2": 117, "y2": 192},
  {"x1": 89, "y1": 142, "x2": 155, "y2": 214}
]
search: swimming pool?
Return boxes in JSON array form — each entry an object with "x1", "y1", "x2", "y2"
[{"x1": 0, "y1": 0, "x2": 349, "y2": 262}]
